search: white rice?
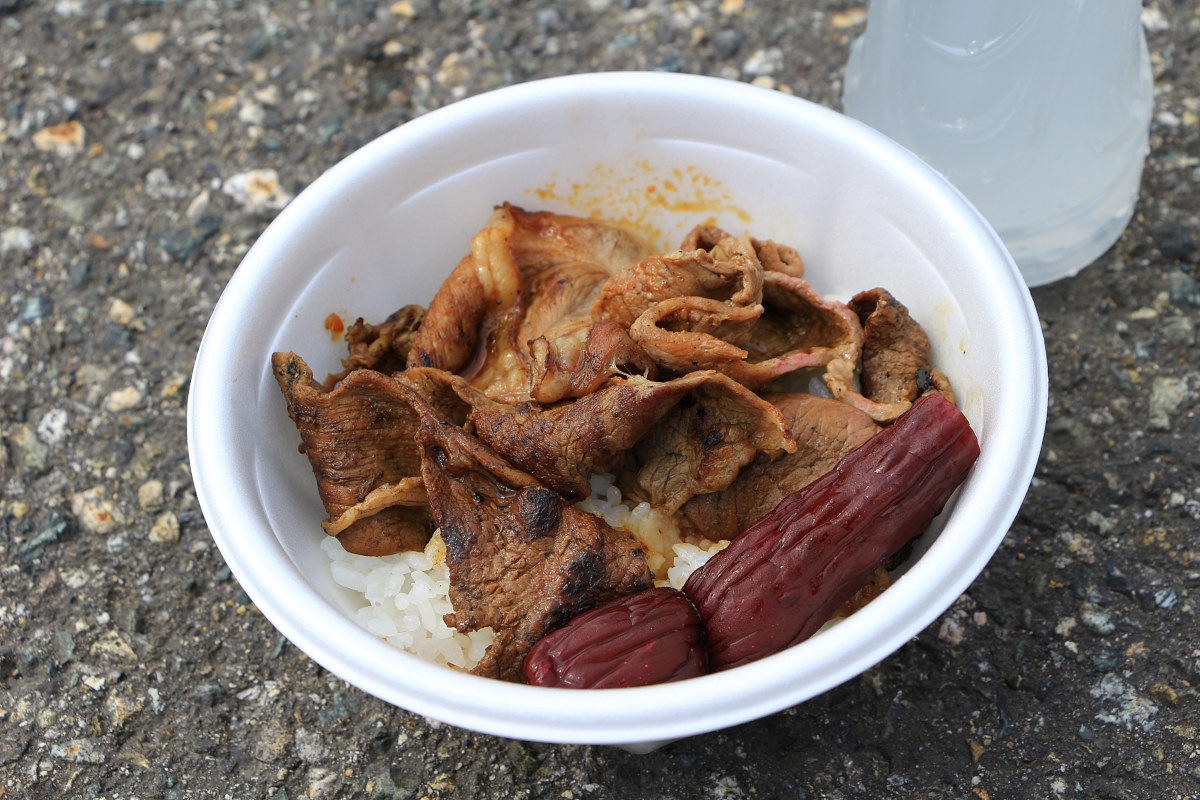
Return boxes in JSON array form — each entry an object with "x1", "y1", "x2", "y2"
[
  {"x1": 324, "y1": 474, "x2": 728, "y2": 670},
  {"x1": 321, "y1": 533, "x2": 496, "y2": 669},
  {"x1": 664, "y1": 540, "x2": 728, "y2": 590}
]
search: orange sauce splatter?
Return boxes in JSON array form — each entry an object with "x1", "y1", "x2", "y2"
[
  {"x1": 528, "y1": 160, "x2": 752, "y2": 249},
  {"x1": 324, "y1": 312, "x2": 345, "y2": 341}
]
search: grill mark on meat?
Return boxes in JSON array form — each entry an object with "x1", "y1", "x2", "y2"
[
  {"x1": 515, "y1": 487, "x2": 564, "y2": 542},
  {"x1": 546, "y1": 551, "x2": 607, "y2": 631}
]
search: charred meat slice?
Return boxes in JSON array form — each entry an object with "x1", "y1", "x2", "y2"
[
  {"x1": 413, "y1": 394, "x2": 653, "y2": 682},
  {"x1": 469, "y1": 371, "x2": 796, "y2": 503},
  {"x1": 271, "y1": 353, "x2": 470, "y2": 555},
  {"x1": 627, "y1": 297, "x2": 766, "y2": 378},
  {"x1": 507, "y1": 202, "x2": 655, "y2": 280},
  {"x1": 615, "y1": 373, "x2": 797, "y2": 514},
  {"x1": 409, "y1": 206, "x2": 528, "y2": 397},
  {"x1": 527, "y1": 319, "x2": 657, "y2": 404},
  {"x1": 677, "y1": 393, "x2": 879, "y2": 540},
  {"x1": 748, "y1": 272, "x2": 862, "y2": 366},
  {"x1": 507, "y1": 204, "x2": 659, "y2": 402}
]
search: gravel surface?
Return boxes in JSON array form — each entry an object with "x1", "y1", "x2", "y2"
[{"x1": 2, "y1": 1, "x2": 1199, "y2": 798}]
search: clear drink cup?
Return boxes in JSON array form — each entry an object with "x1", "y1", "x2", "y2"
[{"x1": 842, "y1": 0, "x2": 1153, "y2": 287}]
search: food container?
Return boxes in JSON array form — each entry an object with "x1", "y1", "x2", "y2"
[{"x1": 187, "y1": 72, "x2": 1047, "y2": 753}]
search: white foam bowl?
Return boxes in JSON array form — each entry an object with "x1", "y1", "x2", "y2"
[{"x1": 188, "y1": 72, "x2": 1046, "y2": 753}]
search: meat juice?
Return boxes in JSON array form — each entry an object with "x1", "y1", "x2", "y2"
[{"x1": 841, "y1": 0, "x2": 1153, "y2": 287}]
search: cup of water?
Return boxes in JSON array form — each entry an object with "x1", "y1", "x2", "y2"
[{"x1": 842, "y1": 0, "x2": 1153, "y2": 287}]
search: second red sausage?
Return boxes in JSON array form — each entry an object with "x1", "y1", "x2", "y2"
[{"x1": 683, "y1": 392, "x2": 981, "y2": 671}]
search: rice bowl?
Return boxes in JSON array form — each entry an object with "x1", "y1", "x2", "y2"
[{"x1": 187, "y1": 72, "x2": 1047, "y2": 752}]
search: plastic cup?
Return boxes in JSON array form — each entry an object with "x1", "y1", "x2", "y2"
[{"x1": 842, "y1": 0, "x2": 1153, "y2": 287}]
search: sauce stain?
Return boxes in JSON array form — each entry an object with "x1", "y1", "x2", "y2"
[
  {"x1": 324, "y1": 312, "x2": 345, "y2": 342},
  {"x1": 531, "y1": 160, "x2": 752, "y2": 250}
]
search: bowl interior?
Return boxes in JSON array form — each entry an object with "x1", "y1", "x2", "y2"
[{"x1": 188, "y1": 72, "x2": 1046, "y2": 748}]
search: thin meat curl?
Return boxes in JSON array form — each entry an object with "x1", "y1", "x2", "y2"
[
  {"x1": 595, "y1": 225, "x2": 863, "y2": 391},
  {"x1": 824, "y1": 288, "x2": 954, "y2": 422}
]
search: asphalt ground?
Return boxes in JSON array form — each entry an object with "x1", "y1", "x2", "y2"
[{"x1": 2, "y1": 2, "x2": 1199, "y2": 798}]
